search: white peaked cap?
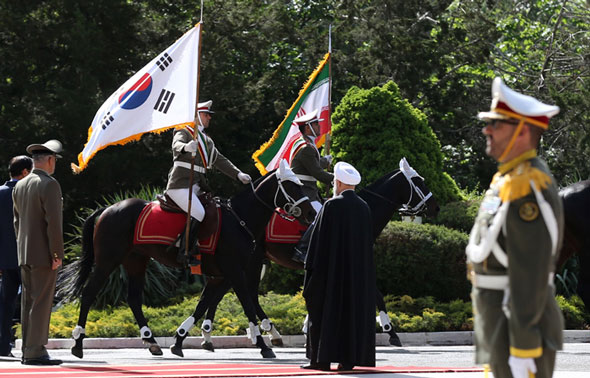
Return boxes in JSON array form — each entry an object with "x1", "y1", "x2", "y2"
[
  {"x1": 477, "y1": 77, "x2": 559, "y2": 129},
  {"x1": 197, "y1": 100, "x2": 214, "y2": 113},
  {"x1": 293, "y1": 109, "x2": 323, "y2": 125},
  {"x1": 334, "y1": 161, "x2": 361, "y2": 186}
]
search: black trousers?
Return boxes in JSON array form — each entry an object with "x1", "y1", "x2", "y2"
[{"x1": 0, "y1": 268, "x2": 20, "y2": 355}]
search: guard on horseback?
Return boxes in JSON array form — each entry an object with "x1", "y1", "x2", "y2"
[
  {"x1": 289, "y1": 109, "x2": 334, "y2": 263},
  {"x1": 165, "y1": 100, "x2": 252, "y2": 267}
]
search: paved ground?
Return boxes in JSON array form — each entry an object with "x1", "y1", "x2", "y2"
[{"x1": 1, "y1": 342, "x2": 589, "y2": 377}]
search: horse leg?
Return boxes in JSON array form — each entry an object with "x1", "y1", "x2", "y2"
[
  {"x1": 201, "y1": 278, "x2": 232, "y2": 352},
  {"x1": 71, "y1": 265, "x2": 118, "y2": 358},
  {"x1": 376, "y1": 289, "x2": 402, "y2": 347},
  {"x1": 123, "y1": 255, "x2": 162, "y2": 356},
  {"x1": 170, "y1": 278, "x2": 227, "y2": 357},
  {"x1": 246, "y1": 250, "x2": 283, "y2": 347},
  {"x1": 221, "y1": 257, "x2": 275, "y2": 359},
  {"x1": 577, "y1": 245, "x2": 590, "y2": 309}
]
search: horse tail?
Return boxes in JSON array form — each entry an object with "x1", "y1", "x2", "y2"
[{"x1": 56, "y1": 207, "x2": 107, "y2": 302}]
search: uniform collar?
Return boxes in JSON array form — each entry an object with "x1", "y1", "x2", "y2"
[
  {"x1": 498, "y1": 149, "x2": 537, "y2": 175},
  {"x1": 32, "y1": 167, "x2": 51, "y2": 177}
]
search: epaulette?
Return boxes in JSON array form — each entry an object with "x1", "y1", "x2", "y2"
[{"x1": 492, "y1": 161, "x2": 552, "y2": 202}]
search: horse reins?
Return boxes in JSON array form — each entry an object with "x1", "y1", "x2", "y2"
[{"x1": 362, "y1": 170, "x2": 432, "y2": 215}]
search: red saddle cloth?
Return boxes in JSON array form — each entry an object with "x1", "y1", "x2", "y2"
[
  {"x1": 133, "y1": 202, "x2": 221, "y2": 255},
  {"x1": 265, "y1": 209, "x2": 308, "y2": 243}
]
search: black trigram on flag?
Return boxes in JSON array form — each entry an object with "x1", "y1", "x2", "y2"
[
  {"x1": 156, "y1": 53, "x2": 173, "y2": 71},
  {"x1": 100, "y1": 112, "x2": 114, "y2": 130},
  {"x1": 154, "y1": 89, "x2": 175, "y2": 114}
]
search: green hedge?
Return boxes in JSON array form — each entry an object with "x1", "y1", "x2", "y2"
[
  {"x1": 374, "y1": 221, "x2": 470, "y2": 301},
  {"x1": 40, "y1": 292, "x2": 588, "y2": 338},
  {"x1": 430, "y1": 197, "x2": 482, "y2": 233}
]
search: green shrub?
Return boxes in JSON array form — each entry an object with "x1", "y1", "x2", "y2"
[
  {"x1": 331, "y1": 81, "x2": 462, "y2": 204},
  {"x1": 42, "y1": 293, "x2": 588, "y2": 338},
  {"x1": 374, "y1": 221, "x2": 470, "y2": 301},
  {"x1": 259, "y1": 262, "x2": 304, "y2": 294},
  {"x1": 431, "y1": 197, "x2": 482, "y2": 233}
]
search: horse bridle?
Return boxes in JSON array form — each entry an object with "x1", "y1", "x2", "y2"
[
  {"x1": 364, "y1": 170, "x2": 433, "y2": 215},
  {"x1": 249, "y1": 172, "x2": 309, "y2": 219}
]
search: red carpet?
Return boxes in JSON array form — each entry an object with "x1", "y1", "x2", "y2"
[{"x1": 0, "y1": 363, "x2": 483, "y2": 377}]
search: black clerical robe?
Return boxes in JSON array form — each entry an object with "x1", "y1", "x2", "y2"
[{"x1": 303, "y1": 189, "x2": 376, "y2": 367}]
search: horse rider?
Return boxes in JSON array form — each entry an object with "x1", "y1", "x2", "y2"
[
  {"x1": 165, "y1": 100, "x2": 252, "y2": 266},
  {"x1": 289, "y1": 109, "x2": 334, "y2": 262},
  {"x1": 466, "y1": 77, "x2": 564, "y2": 378}
]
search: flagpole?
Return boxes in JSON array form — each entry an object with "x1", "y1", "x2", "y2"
[
  {"x1": 324, "y1": 24, "x2": 332, "y2": 156},
  {"x1": 185, "y1": 22, "x2": 203, "y2": 259}
]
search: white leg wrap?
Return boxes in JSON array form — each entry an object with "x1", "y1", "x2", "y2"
[
  {"x1": 201, "y1": 319, "x2": 212, "y2": 333},
  {"x1": 268, "y1": 323, "x2": 282, "y2": 340},
  {"x1": 260, "y1": 318, "x2": 271, "y2": 332},
  {"x1": 378, "y1": 311, "x2": 392, "y2": 332},
  {"x1": 140, "y1": 326, "x2": 152, "y2": 339},
  {"x1": 72, "y1": 325, "x2": 85, "y2": 340},
  {"x1": 177, "y1": 316, "x2": 195, "y2": 337},
  {"x1": 302, "y1": 314, "x2": 309, "y2": 334},
  {"x1": 246, "y1": 322, "x2": 260, "y2": 344}
]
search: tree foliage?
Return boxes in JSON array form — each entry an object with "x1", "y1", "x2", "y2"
[
  {"x1": 1, "y1": 0, "x2": 588, "y2": 232},
  {"x1": 332, "y1": 81, "x2": 462, "y2": 204}
]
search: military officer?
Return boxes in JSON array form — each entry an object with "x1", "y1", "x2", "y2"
[
  {"x1": 13, "y1": 140, "x2": 64, "y2": 365},
  {"x1": 466, "y1": 78, "x2": 564, "y2": 378},
  {"x1": 290, "y1": 109, "x2": 334, "y2": 262},
  {"x1": 165, "y1": 100, "x2": 251, "y2": 265}
]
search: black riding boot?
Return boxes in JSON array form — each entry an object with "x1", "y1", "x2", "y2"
[
  {"x1": 292, "y1": 225, "x2": 313, "y2": 263},
  {"x1": 171, "y1": 220, "x2": 200, "y2": 266}
]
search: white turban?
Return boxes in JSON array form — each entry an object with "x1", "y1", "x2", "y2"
[{"x1": 334, "y1": 162, "x2": 361, "y2": 185}]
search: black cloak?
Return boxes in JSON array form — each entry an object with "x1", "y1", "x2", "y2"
[{"x1": 303, "y1": 189, "x2": 376, "y2": 367}]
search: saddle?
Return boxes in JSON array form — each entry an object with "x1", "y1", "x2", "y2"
[{"x1": 157, "y1": 192, "x2": 219, "y2": 240}]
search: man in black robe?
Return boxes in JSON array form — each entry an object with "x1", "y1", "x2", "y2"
[{"x1": 302, "y1": 161, "x2": 376, "y2": 371}]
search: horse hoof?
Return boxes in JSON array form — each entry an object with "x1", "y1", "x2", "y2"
[
  {"x1": 149, "y1": 344, "x2": 163, "y2": 356},
  {"x1": 201, "y1": 341, "x2": 215, "y2": 352},
  {"x1": 389, "y1": 333, "x2": 402, "y2": 347},
  {"x1": 271, "y1": 338, "x2": 284, "y2": 347},
  {"x1": 261, "y1": 349, "x2": 276, "y2": 358},
  {"x1": 170, "y1": 344, "x2": 184, "y2": 357},
  {"x1": 71, "y1": 346, "x2": 83, "y2": 359}
]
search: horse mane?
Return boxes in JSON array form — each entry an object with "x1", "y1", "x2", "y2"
[{"x1": 360, "y1": 169, "x2": 400, "y2": 193}]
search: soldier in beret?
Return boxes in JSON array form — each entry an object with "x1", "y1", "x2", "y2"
[
  {"x1": 12, "y1": 140, "x2": 64, "y2": 365},
  {"x1": 466, "y1": 78, "x2": 564, "y2": 378}
]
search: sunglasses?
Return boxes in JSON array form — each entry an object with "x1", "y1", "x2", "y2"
[{"x1": 487, "y1": 119, "x2": 520, "y2": 129}]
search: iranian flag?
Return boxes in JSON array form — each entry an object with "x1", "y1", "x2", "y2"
[{"x1": 252, "y1": 53, "x2": 331, "y2": 175}]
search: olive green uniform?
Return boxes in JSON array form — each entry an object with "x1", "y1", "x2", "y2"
[
  {"x1": 12, "y1": 168, "x2": 64, "y2": 360},
  {"x1": 290, "y1": 135, "x2": 333, "y2": 203},
  {"x1": 166, "y1": 126, "x2": 241, "y2": 192},
  {"x1": 466, "y1": 150, "x2": 564, "y2": 378}
]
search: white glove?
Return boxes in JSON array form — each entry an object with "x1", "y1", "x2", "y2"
[
  {"x1": 508, "y1": 356, "x2": 537, "y2": 378},
  {"x1": 184, "y1": 140, "x2": 197, "y2": 153},
  {"x1": 237, "y1": 172, "x2": 252, "y2": 184},
  {"x1": 324, "y1": 154, "x2": 333, "y2": 164}
]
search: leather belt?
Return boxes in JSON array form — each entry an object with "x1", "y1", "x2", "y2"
[
  {"x1": 174, "y1": 161, "x2": 206, "y2": 173},
  {"x1": 295, "y1": 174, "x2": 316, "y2": 182},
  {"x1": 472, "y1": 273, "x2": 554, "y2": 290}
]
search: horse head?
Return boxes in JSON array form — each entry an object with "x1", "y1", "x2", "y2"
[
  {"x1": 253, "y1": 160, "x2": 316, "y2": 225},
  {"x1": 398, "y1": 157, "x2": 440, "y2": 218}
]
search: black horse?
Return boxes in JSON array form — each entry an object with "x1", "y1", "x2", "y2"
[
  {"x1": 64, "y1": 162, "x2": 316, "y2": 359},
  {"x1": 558, "y1": 180, "x2": 590, "y2": 308},
  {"x1": 179, "y1": 158, "x2": 440, "y2": 352}
]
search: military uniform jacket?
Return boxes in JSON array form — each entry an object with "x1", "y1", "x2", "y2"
[
  {"x1": 166, "y1": 126, "x2": 241, "y2": 192},
  {"x1": 466, "y1": 150, "x2": 564, "y2": 365},
  {"x1": 290, "y1": 136, "x2": 333, "y2": 203},
  {"x1": 12, "y1": 169, "x2": 64, "y2": 267}
]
